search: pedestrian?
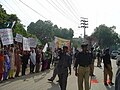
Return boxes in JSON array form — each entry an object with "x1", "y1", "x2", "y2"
[
  {"x1": 115, "y1": 66, "x2": 120, "y2": 90},
  {"x1": 57, "y1": 46, "x2": 71, "y2": 90},
  {"x1": 103, "y1": 48, "x2": 114, "y2": 86},
  {"x1": 89, "y1": 47, "x2": 96, "y2": 76},
  {"x1": 0, "y1": 50, "x2": 4, "y2": 81},
  {"x1": 74, "y1": 43, "x2": 92, "y2": 90},
  {"x1": 97, "y1": 50, "x2": 102, "y2": 67},
  {"x1": 48, "y1": 48, "x2": 62, "y2": 82},
  {"x1": 3, "y1": 51, "x2": 10, "y2": 80},
  {"x1": 45, "y1": 48, "x2": 52, "y2": 69},
  {"x1": 21, "y1": 51, "x2": 29, "y2": 76},
  {"x1": 30, "y1": 49, "x2": 36, "y2": 73},
  {"x1": 14, "y1": 48, "x2": 21, "y2": 77},
  {"x1": 116, "y1": 52, "x2": 120, "y2": 67},
  {"x1": 35, "y1": 48, "x2": 42, "y2": 73},
  {"x1": 8, "y1": 47, "x2": 15, "y2": 79}
]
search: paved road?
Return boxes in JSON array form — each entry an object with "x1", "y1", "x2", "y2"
[{"x1": 0, "y1": 60, "x2": 117, "y2": 90}]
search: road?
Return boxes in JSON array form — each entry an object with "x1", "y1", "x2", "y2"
[{"x1": 0, "y1": 60, "x2": 117, "y2": 90}]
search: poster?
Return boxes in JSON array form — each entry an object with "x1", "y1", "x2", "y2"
[
  {"x1": 15, "y1": 33, "x2": 23, "y2": 43},
  {"x1": 23, "y1": 37, "x2": 30, "y2": 51},
  {"x1": 0, "y1": 28, "x2": 13, "y2": 45},
  {"x1": 28, "y1": 38, "x2": 37, "y2": 48},
  {"x1": 54, "y1": 36, "x2": 71, "y2": 49}
]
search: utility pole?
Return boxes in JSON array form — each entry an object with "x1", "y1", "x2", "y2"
[{"x1": 79, "y1": 17, "x2": 88, "y2": 42}]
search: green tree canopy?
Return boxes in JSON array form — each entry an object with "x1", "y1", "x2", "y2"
[
  {"x1": 91, "y1": 24, "x2": 120, "y2": 49},
  {"x1": 27, "y1": 20, "x2": 74, "y2": 44}
]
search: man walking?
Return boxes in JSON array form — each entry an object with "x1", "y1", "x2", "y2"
[
  {"x1": 48, "y1": 48, "x2": 62, "y2": 82},
  {"x1": 57, "y1": 46, "x2": 71, "y2": 90},
  {"x1": 74, "y1": 43, "x2": 92, "y2": 90},
  {"x1": 103, "y1": 48, "x2": 114, "y2": 86}
]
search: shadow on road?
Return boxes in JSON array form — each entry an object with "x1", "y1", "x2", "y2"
[
  {"x1": 0, "y1": 69, "x2": 51, "y2": 86},
  {"x1": 47, "y1": 82, "x2": 60, "y2": 90}
]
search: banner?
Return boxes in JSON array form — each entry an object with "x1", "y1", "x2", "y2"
[
  {"x1": 43, "y1": 43, "x2": 48, "y2": 52},
  {"x1": 0, "y1": 28, "x2": 13, "y2": 45},
  {"x1": 54, "y1": 36, "x2": 71, "y2": 49},
  {"x1": 28, "y1": 38, "x2": 37, "y2": 48},
  {"x1": 15, "y1": 33, "x2": 23, "y2": 43},
  {"x1": 23, "y1": 37, "x2": 30, "y2": 51}
]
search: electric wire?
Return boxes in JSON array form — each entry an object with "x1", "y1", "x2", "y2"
[{"x1": 19, "y1": 0, "x2": 48, "y2": 20}]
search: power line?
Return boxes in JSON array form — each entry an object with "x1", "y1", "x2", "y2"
[
  {"x1": 61, "y1": 0, "x2": 80, "y2": 21},
  {"x1": 4, "y1": 0, "x2": 17, "y2": 13},
  {"x1": 45, "y1": 0, "x2": 79, "y2": 25},
  {"x1": 55, "y1": 0, "x2": 79, "y2": 23},
  {"x1": 12, "y1": 0, "x2": 32, "y2": 23},
  {"x1": 0, "y1": 1, "x2": 13, "y2": 12},
  {"x1": 65, "y1": 0, "x2": 80, "y2": 20},
  {"x1": 19, "y1": 0, "x2": 48, "y2": 20}
]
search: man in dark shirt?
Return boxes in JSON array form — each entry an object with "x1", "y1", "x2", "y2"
[
  {"x1": 57, "y1": 46, "x2": 71, "y2": 90},
  {"x1": 74, "y1": 43, "x2": 92, "y2": 90},
  {"x1": 103, "y1": 48, "x2": 114, "y2": 86}
]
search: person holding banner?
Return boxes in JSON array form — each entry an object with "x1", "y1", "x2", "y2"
[
  {"x1": 21, "y1": 51, "x2": 30, "y2": 76},
  {"x1": 8, "y1": 47, "x2": 15, "y2": 79},
  {"x1": 0, "y1": 50, "x2": 4, "y2": 81},
  {"x1": 3, "y1": 51, "x2": 10, "y2": 80},
  {"x1": 35, "y1": 48, "x2": 42, "y2": 73},
  {"x1": 30, "y1": 49, "x2": 36, "y2": 73},
  {"x1": 15, "y1": 48, "x2": 21, "y2": 77}
]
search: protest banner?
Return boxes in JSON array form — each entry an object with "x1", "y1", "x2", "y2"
[
  {"x1": 54, "y1": 36, "x2": 71, "y2": 49},
  {"x1": 23, "y1": 37, "x2": 30, "y2": 51},
  {"x1": 28, "y1": 37, "x2": 37, "y2": 48},
  {"x1": 0, "y1": 28, "x2": 13, "y2": 45},
  {"x1": 43, "y1": 43, "x2": 48, "y2": 52},
  {"x1": 15, "y1": 33, "x2": 23, "y2": 43}
]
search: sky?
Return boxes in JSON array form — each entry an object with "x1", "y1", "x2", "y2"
[{"x1": 0, "y1": 0, "x2": 120, "y2": 38}]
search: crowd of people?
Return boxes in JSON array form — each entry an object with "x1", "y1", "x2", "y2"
[
  {"x1": 0, "y1": 44, "x2": 54, "y2": 82},
  {"x1": 0, "y1": 42, "x2": 119, "y2": 90}
]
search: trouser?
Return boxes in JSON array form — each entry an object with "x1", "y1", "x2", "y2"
[
  {"x1": 115, "y1": 68, "x2": 120, "y2": 90},
  {"x1": 30, "y1": 62, "x2": 35, "y2": 73},
  {"x1": 97, "y1": 57, "x2": 101, "y2": 66},
  {"x1": 15, "y1": 65, "x2": 20, "y2": 77},
  {"x1": 90, "y1": 63, "x2": 94, "y2": 75},
  {"x1": 35, "y1": 63, "x2": 40, "y2": 73},
  {"x1": 22, "y1": 64, "x2": 27, "y2": 76},
  {"x1": 0, "y1": 73, "x2": 3, "y2": 81},
  {"x1": 104, "y1": 64, "x2": 113, "y2": 83},
  {"x1": 9, "y1": 69, "x2": 14, "y2": 78},
  {"x1": 50, "y1": 65, "x2": 58, "y2": 80},
  {"x1": 47, "y1": 59, "x2": 51, "y2": 69},
  {"x1": 3, "y1": 70, "x2": 9, "y2": 80},
  {"x1": 58, "y1": 72, "x2": 68, "y2": 90},
  {"x1": 78, "y1": 66, "x2": 90, "y2": 90}
]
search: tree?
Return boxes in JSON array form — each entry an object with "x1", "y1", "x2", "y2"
[
  {"x1": 0, "y1": 4, "x2": 28, "y2": 37},
  {"x1": 92, "y1": 24, "x2": 120, "y2": 49},
  {"x1": 27, "y1": 20, "x2": 74, "y2": 44}
]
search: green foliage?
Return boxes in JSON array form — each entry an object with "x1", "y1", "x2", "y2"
[
  {"x1": 0, "y1": 4, "x2": 31, "y2": 38},
  {"x1": 92, "y1": 24, "x2": 120, "y2": 49},
  {"x1": 27, "y1": 20, "x2": 74, "y2": 44}
]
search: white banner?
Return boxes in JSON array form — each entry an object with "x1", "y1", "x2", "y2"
[
  {"x1": 23, "y1": 37, "x2": 30, "y2": 51},
  {"x1": 15, "y1": 33, "x2": 23, "y2": 43},
  {"x1": 43, "y1": 43, "x2": 48, "y2": 52},
  {"x1": 28, "y1": 38, "x2": 37, "y2": 48},
  {"x1": 0, "y1": 28, "x2": 13, "y2": 45}
]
